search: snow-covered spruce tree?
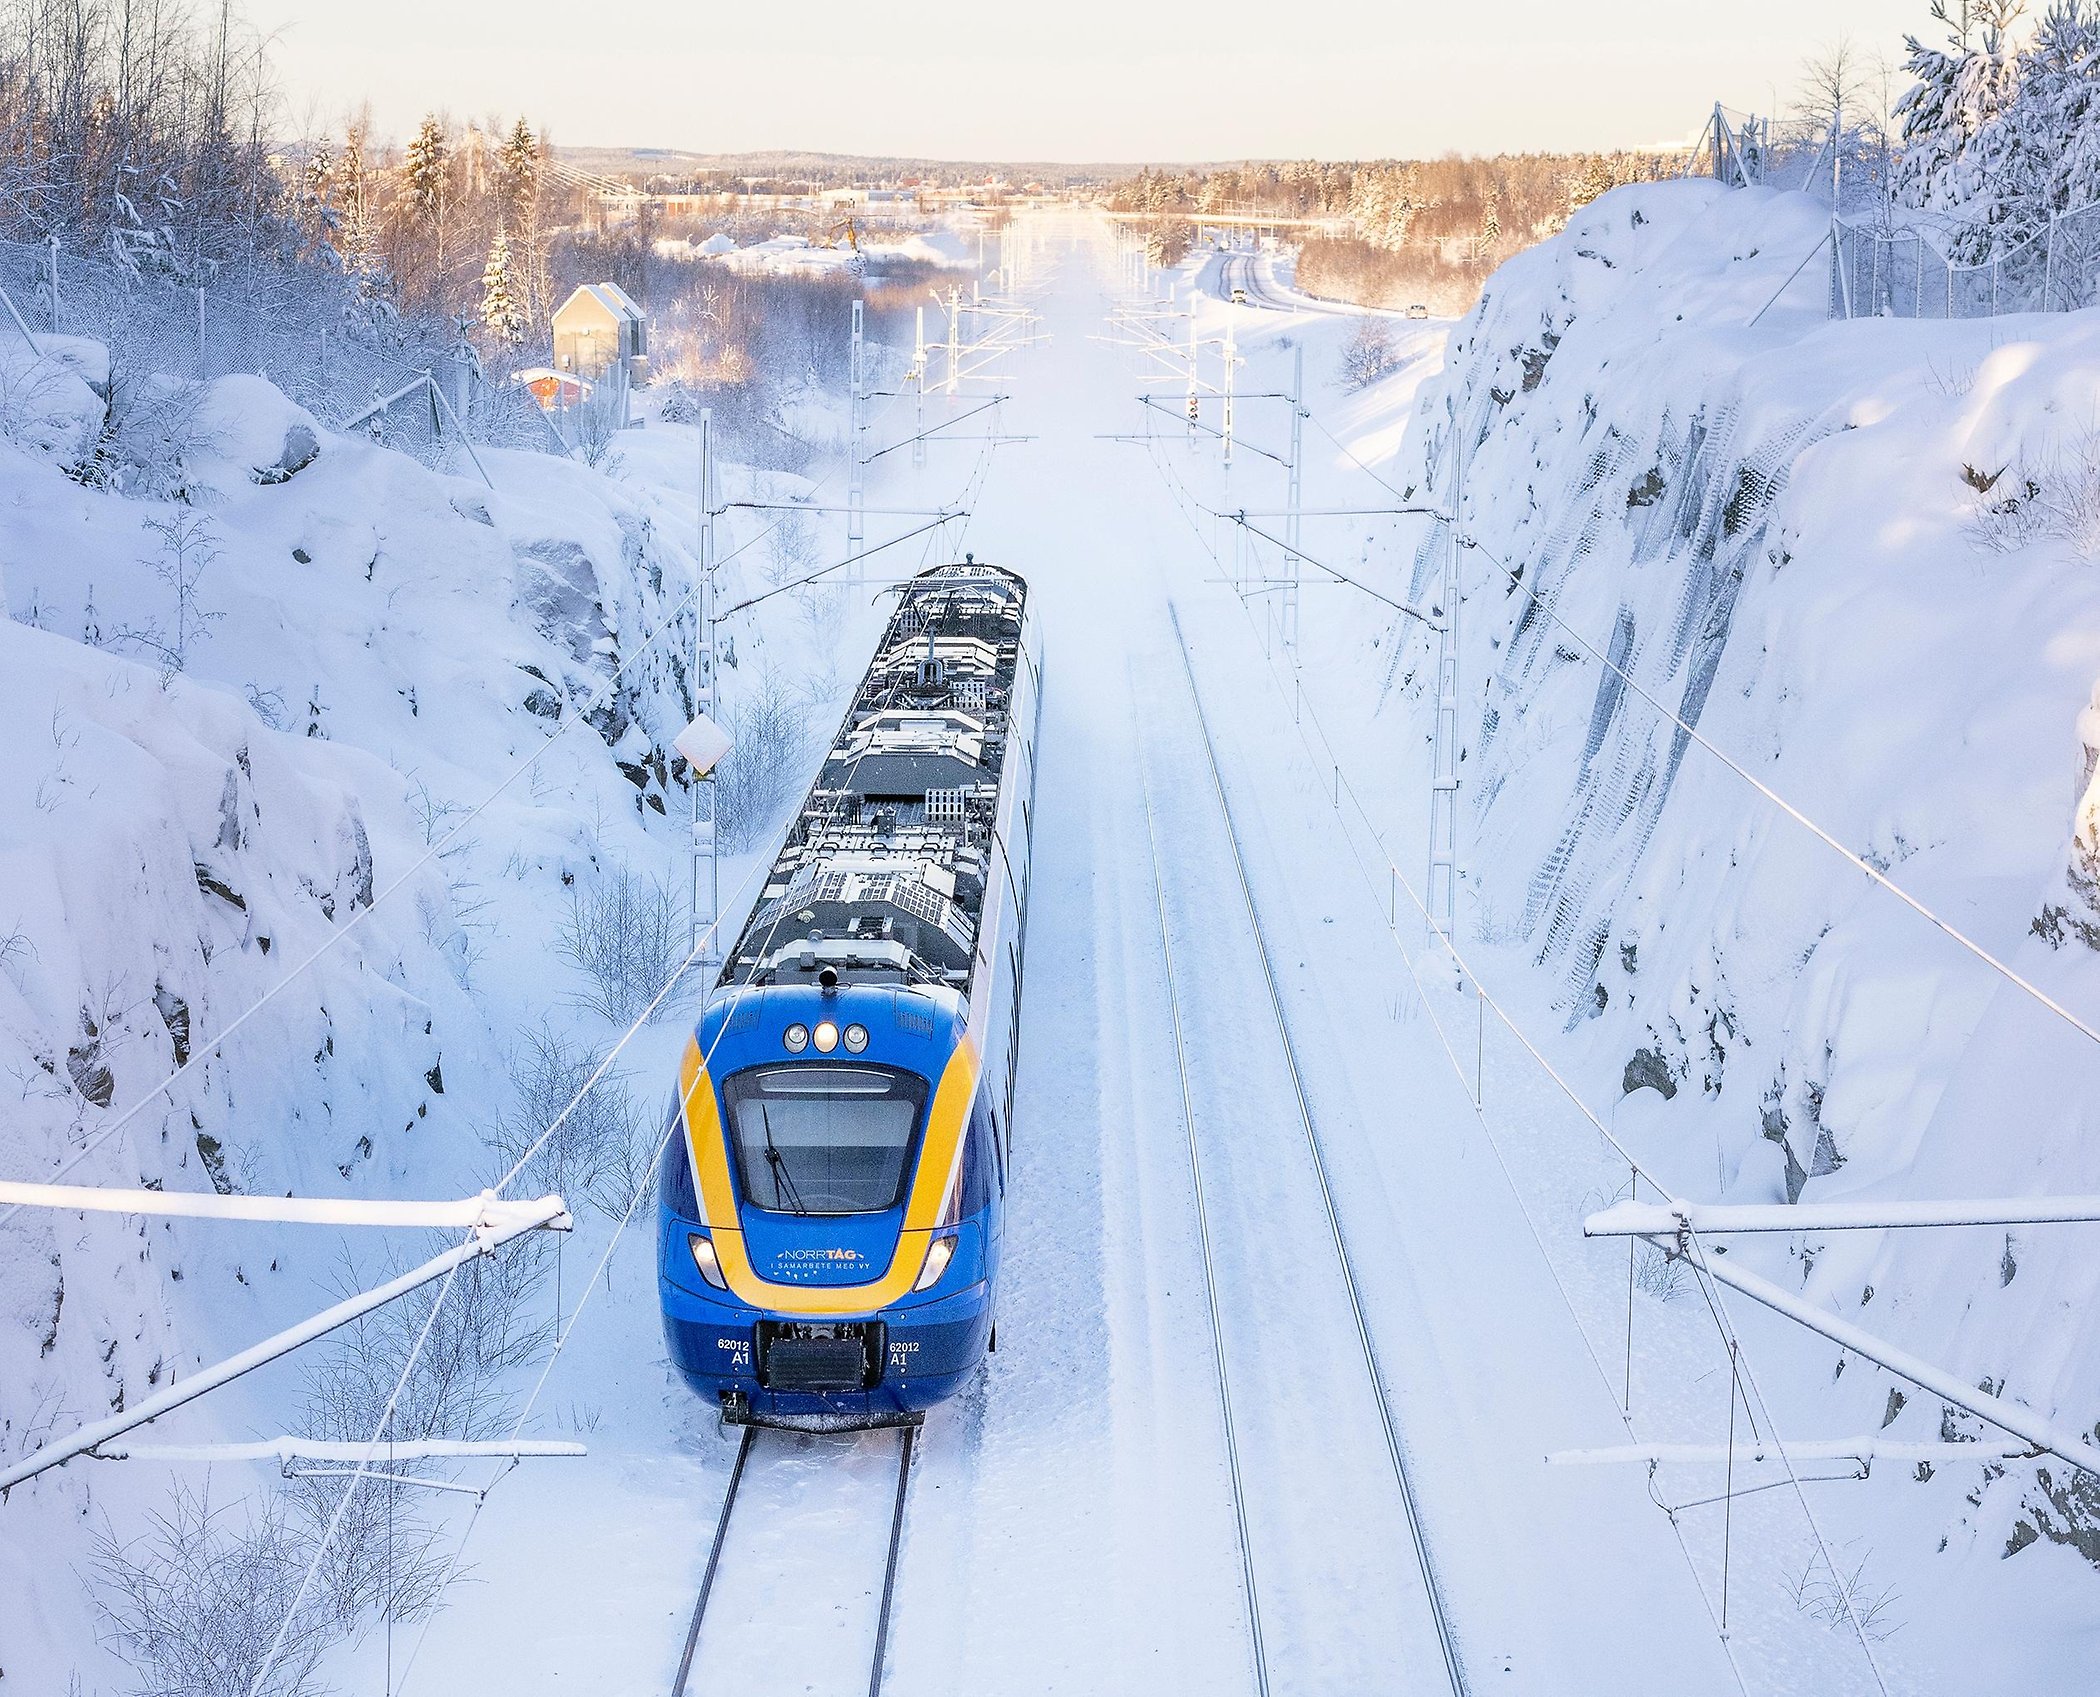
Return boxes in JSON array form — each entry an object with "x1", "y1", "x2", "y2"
[
  {"x1": 400, "y1": 113, "x2": 453, "y2": 301},
  {"x1": 1895, "y1": 2, "x2": 2032, "y2": 257},
  {"x1": 496, "y1": 117, "x2": 546, "y2": 316},
  {"x1": 2021, "y1": 1, "x2": 2100, "y2": 218},
  {"x1": 403, "y1": 116, "x2": 449, "y2": 225},
  {"x1": 480, "y1": 228, "x2": 529, "y2": 348},
  {"x1": 1893, "y1": 0, "x2": 2100, "y2": 261}
]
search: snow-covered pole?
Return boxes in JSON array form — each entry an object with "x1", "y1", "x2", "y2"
[
  {"x1": 1683, "y1": 1236, "x2": 2100, "y2": 1482},
  {"x1": 1186, "y1": 314, "x2": 1198, "y2": 444},
  {"x1": 0, "y1": 1180, "x2": 566, "y2": 1232},
  {"x1": 0, "y1": 1197, "x2": 567, "y2": 1495},
  {"x1": 1428, "y1": 401, "x2": 1465, "y2": 954},
  {"x1": 89, "y1": 1437, "x2": 587, "y2": 1465},
  {"x1": 946, "y1": 285, "x2": 960, "y2": 395},
  {"x1": 693, "y1": 407, "x2": 718, "y2": 960},
  {"x1": 1586, "y1": 1195, "x2": 2100, "y2": 1237},
  {"x1": 848, "y1": 298, "x2": 866, "y2": 586},
  {"x1": 913, "y1": 305, "x2": 927, "y2": 469},
  {"x1": 1284, "y1": 340, "x2": 1303, "y2": 657}
]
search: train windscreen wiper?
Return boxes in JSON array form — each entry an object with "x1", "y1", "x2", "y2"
[{"x1": 759, "y1": 1105, "x2": 810, "y2": 1215}]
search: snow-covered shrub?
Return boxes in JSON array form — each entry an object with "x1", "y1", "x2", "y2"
[
  {"x1": 1339, "y1": 315, "x2": 1400, "y2": 390},
  {"x1": 85, "y1": 364, "x2": 208, "y2": 497},
  {"x1": 556, "y1": 862, "x2": 690, "y2": 1023},
  {"x1": 1631, "y1": 1239, "x2": 1689, "y2": 1301},
  {"x1": 1783, "y1": 1545, "x2": 1902, "y2": 1641},
  {"x1": 282, "y1": 1238, "x2": 550, "y2": 1628},
  {"x1": 93, "y1": 1486, "x2": 336, "y2": 1697},
  {"x1": 1964, "y1": 423, "x2": 2100, "y2": 562},
  {"x1": 109, "y1": 508, "x2": 224, "y2": 682},
  {"x1": 0, "y1": 335, "x2": 106, "y2": 466},
  {"x1": 711, "y1": 672, "x2": 813, "y2": 853},
  {"x1": 490, "y1": 1024, "x2": 649, "y2": 1216}
]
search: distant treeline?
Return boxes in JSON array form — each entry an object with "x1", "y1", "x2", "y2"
[{"x1": 1108, "y1": 154, "x2": 1680, "y2": 313}]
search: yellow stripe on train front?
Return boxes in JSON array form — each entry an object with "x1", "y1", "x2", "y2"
[{"x1": 677, "y1": 1035, "x2": 980, "y2": 1316}]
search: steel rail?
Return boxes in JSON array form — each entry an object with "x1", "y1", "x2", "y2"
[
  {"x1": 1134, "y1": 678, "x2": 1275, "y2": 1697},
  {"x1": 669, "y1": 1424, "x2": 757, "y2": 1697},
  {"x1": 1167, "y1": 607, "x2": 1470, "y2": 1696},
  {"x1": 669, "y1": 1423, "x2": 919, "y2": 1697},
  {"x1": 866, "y1": 1424, "x2": 917, "y2": 1697}
]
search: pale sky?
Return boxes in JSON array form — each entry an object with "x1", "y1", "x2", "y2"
[{"x1": 249, "y1": 0, "x2": 1928, "y2": 161}]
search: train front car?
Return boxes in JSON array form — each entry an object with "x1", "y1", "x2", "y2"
[{"x1": 658, "y1": 561, "x2": 1038, "y2": 1427}]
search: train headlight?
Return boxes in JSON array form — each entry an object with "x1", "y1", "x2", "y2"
[
  {"x1": 783, "y1": 1023, "x2": 810, "y2": 1053},
  {"x1": 813, "y1": 1020, "x2": 840, "y2": 1053},
  {"x1": 913, "y1": 1235, "x2": 956, "y2": 1293},
  {"x1": 843, "y1": 1023, "x2": 869, "y2": 1054},
  {"x1": 686, "y1": 1233, "x2": 730, "y2": 1291}
]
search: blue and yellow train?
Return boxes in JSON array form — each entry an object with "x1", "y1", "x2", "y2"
[{"x1": 658, "y1": 560, "x2": 1040, "y2": 1425}]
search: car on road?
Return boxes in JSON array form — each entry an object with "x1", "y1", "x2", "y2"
[
  {"x1": 1231, "y1": 287, "x2": 1249, "y2": 304},
  {"x1": 1406, "y1": 303, "x2": 1429, "y2": 320}
]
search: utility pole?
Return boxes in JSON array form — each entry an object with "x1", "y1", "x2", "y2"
[
  {"x1": 1221, "y1": 314, "x2": 1236, "y2": 468},
  {"x1": 1185, "y1": 314, "x2": 1199, "y2": 444},
  {"x1": 692, "y1": 408, "x2": 720, "y2": 961},
  {"x1": 912, "y1": 305, "x2": 928, "y2": 469},
  {"x1": 847, "y1": 298, "x2": 866, "y2": 586},
  {"x1": 1428, "y1": 402, "x2": 1464, "y2": 950},
  {"x1": 1284, "y1": 340, "x2": 1303, "y2": 657},
  {"x1": 945, "y1": 285, "x2": 961, "y2": 395}
]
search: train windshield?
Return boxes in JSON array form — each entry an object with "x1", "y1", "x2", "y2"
[{"x1": 722, "y1": 1065, "x2": 929, "y2": 1216}]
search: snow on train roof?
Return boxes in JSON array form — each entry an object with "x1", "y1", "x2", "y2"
[{"x1": 718, "y1": 562, "x2": 1027, "y2": 993}]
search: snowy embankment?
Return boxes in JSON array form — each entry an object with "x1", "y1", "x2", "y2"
[
  {"x1": 1354, "y1": 178, "x2": 2100, "y2": 1656},
  {"x1": 0, "y1": 328, "x2": 723, "y2": 1683}
]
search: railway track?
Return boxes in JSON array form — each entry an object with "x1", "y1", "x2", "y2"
[
  {"x1": 670, "y1": 1423, "x2": 918, "y2": 1697},
  {"x1": 1131, "y1": 607, "x2": 1468, "y2": 1697}
]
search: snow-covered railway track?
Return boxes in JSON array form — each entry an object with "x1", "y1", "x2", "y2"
[
  {"x1": 669, "y1": 1423, "x2": 917, "y2": 1697},
  {"x1": 1129, "y1": 607, "x2": 1468, "y2": 1696}
]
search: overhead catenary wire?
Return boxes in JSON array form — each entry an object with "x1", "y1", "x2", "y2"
[
  {"x1": 1680, "y1": 1233, "x2": 1895, "y2": 1692},
  {"x1": 0, "y1": 384, "x2": 919, "y2": 1229},
  {"x1": 1134, "y1": 340, "x2": 2031, "y2": 1686},
  {"x1": 384, "y1": 427, "x2": 1013, "y2": 1697},
  {"x1": 1268, "y1": 375, "x2": 2100, "y2": 1062},
  {"x1": 248, "y1": 404, "x2": 976, "y2": 1692},
  {"x1": 254, "y1": 685, "x2": 896, "y2": 1696},
  {"x1": 1131, "y1": 414, "x2": 1763, "y2": 1685}
]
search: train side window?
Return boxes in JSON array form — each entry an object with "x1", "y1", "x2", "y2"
[
  {"x1": 658, "y1": 1092, "x2": 700, "y2": 1218},
  {"x1": 963, "y1": 1090, "x2": 996, "y2": 1212}
]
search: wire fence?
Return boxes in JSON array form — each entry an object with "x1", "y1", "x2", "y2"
[
  {"x1": 0, "y1": 235, "x2": 562, "y2": 470},
  {"x1": 1694, "y1": 100, "x2": 2100, "y2": 322},
  {"x1": 1832, "y1": 203, "x2": 2100, "y2": 319}
]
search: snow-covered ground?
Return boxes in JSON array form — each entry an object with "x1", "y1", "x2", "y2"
[{"x1": 7, "y1": 191, "x2": 2100, "y2": 1695}]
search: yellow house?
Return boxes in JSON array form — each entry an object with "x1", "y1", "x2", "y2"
[{"x1": 551, "y1": 282, "x2": 648, "y2": 383}]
